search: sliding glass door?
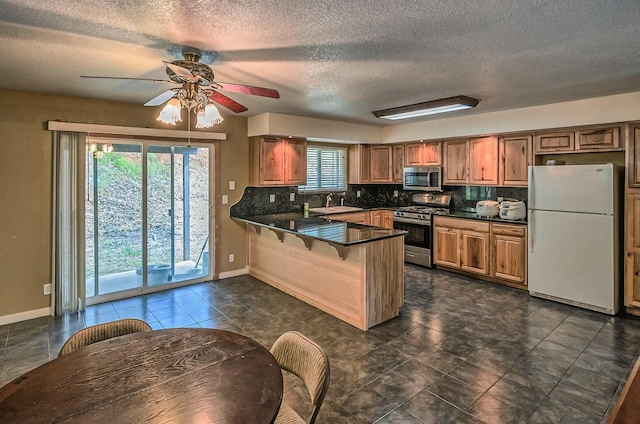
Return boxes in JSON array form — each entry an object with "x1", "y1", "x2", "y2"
[{"x1": 86, "y1": 140, "x2": 211, "y2": 302}]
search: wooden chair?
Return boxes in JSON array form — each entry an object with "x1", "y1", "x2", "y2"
[
  {"x1": 58, "y1": 318, "x2": 152, "y2": 357},
  {"x1": 270, "y1": 331, "x2": 330, "y2": 424},
  {"x1": 607, "y1": 355, "x2": 640, "y2": 424}
]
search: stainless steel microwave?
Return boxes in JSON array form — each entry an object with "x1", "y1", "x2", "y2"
[{"x1": 403, "y1": 166, "x2": 442, "y2": 192}]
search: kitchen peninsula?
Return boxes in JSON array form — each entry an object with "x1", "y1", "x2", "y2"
[{"x1": 233, "y1": 212, "x2": 406, "y2": 330}]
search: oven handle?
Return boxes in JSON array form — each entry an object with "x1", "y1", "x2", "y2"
[{"x1": 393, "y1": 216, "x2": 432, "y2": 226}]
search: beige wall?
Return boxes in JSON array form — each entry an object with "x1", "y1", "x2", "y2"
[{"x1": 0, "y1": 88, "x2": 249, "y2": 318}]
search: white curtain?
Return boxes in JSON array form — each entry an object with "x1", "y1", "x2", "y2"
[{"x1": 52, "y1": 131, "x2": 86, "y2": 314}]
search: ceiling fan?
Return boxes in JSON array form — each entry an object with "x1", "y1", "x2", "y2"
[{"x1": 81, "y1": 49, "x2": 279, "y2": 127}]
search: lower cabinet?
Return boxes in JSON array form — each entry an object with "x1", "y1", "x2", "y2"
[
  {"x1": 324, "y1": 210, "x2": 394, "y2": 229},
  {"x1": 434, "y1": 216, "x2": 527, "y2": 288},
  {"x1": 326, "y1": 211, "x2": 368, "y2": 224},
  {"x1": 625, "y1": 192, "x2": 640, "y2": 312}
]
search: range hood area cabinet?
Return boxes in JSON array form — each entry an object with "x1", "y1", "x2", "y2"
[
  {"x1": 249, "y1": 136, "x2": 307, "y2": 186},
  {"x1": 405, "y1": 141, "x2": 442, "y2": 166}
]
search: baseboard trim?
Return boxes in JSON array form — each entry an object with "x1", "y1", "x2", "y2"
[
  {"x1": 218, "y1": 266, "x2": 249, "y2": 279},
  {"x1": 0, "y1": 307, "x2": 52, "y2": 326}
]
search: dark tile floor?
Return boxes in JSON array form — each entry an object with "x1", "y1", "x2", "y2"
[{"x1": 1, "y1": 265, "x2": 639, "y2": 423}]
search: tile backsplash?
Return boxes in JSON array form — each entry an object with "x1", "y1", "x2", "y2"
[{"x1": 229, "y1": 184, "x2": 528, "y2": 217}]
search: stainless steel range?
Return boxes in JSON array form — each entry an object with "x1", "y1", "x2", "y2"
[{"x1": 393, "y1": 193, "x2": 452, "y2": 267}]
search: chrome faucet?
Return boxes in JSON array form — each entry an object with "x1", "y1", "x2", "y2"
[{"x1": 325, "y1": 193, "x2": 332, "y2": 208}]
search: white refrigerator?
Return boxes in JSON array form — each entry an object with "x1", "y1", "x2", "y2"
[{"x1": 527, "y1": 164, "x2": 622, "y2": 315}]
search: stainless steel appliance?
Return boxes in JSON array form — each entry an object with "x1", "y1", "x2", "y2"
[
  {"x1": 403, "y1": 166, "x2": 442, "y2": 192},
  {"x1": 393, "y1": 193, "x2": 452, "y2": 267}
]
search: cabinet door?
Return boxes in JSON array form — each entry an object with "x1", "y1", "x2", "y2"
[
  {"x1": 576, "y1": 126, "x2": 621, "y2": 151},
  {"x1": 443, "y1": 140, "x2": 469, "y2": 185},
  {"x1": 382, "y1": 211, "x2": 394, "y2": 229},
  {"x1": 284, "y1": 138, "x2": 307, "y2": 185},
  {"x1": 626, "y1": 193, "x2": 640, "y2": 307},
  {"x1": 469, "y1": 136, "x2": 498, "y2": 185},
  {"x1": 629, "y1": 124, "x2": 640, "y2": 188},
  {"x1": 369, "y1": 210, "x2": 383, "y2": 227},
  {"x1": 500, "y1": 135, "x2": 530, "y2": 187},
  {"x1": 405, "y1": 143, "x2": 424, "y2": 166},
  {"x1": 348, "y1": 144, "x2": 371, "y2": 184},
  {"x1": 460, "y1": 230, "x2": 489, "y2": 275},
  {"x1": 259, "y1": 138, "x2": 285, "y2": 185},
  {"x1": 423, "y1": 142, "x2": 442, "y2": 165},
  {"x1": 492, "y1": 234, "x2": 526, "y2": 283},
  {"x1": 534, "y1": 131, "x2": 574, "y2": 154},
  {"x1": 434, "y1": 226, "x2": 460, "y2": 268},
  {"x1": 370, "y1": 146, "x2": 392, "y2": 183},
  {"x1": 392, "y1": 145, "x2": 405, "y2": 183}
]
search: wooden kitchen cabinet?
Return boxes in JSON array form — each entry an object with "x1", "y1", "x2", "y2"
[
  {"x1": 405, "y1": 142, "x2": 441, "y2": 166},
  {"x1": 326, "y1": 211, "x2": 368, "y2": 224},
  {"x1": 491, "y1": 224, "x2": 527, "y2": 285},
  {"x1": 433, "y1": 216, "x2": 489, "y2": 275},
  {"x1": 392, "y1": 144, "x2": 405, "y2": 183},
  {"x1": 625, "y1": 192, "x2": 640, "y2": 311},
  {"x1": 443, "y1": 139, "x2": 469, "y2": 185},
  {"x1": 348, "y1": 144, "x2": 371, "y2": 184},
  {"x1": 369, "y1": 210, "x2": 394, "y2": 229},
  {"x1": 249, "y1": 136, "x2": 307, "y2": 186},
  {"x1": 469, "y1": 136, "x2": 498, "y2": 185},
  {"x1": 370, "y1": 145, "x2": 393, "y2": 183},
  {"x1": 500, "y1": 135, "x2": 531, "y2": 186},
  {"x1": 628, "y1": 123, "x2": 640, "y2": 188},
  {"x1": 534, "y1": 125, "x2": 622, "y2": 155}
]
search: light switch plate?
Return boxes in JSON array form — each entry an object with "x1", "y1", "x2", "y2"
[
  {"x1": 269, "y1": 194, "x2": 276, "y2": 203},
  {"x1": 229, "y1": 181, "x2": 236, "y2": 190},
  {"x1": 222, "y1": 195, "x2": 228, "y2": 204},
  {"x1": 289, "y1": 192, "x2": 295, "y2": 201},
  {"x1": 357, "y1": 190, "x2": 361, "y2": 198},
  {"x1": 228, "y1": 253, "x2": 235, "y2": 263}
]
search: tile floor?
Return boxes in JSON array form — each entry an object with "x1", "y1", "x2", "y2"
[{"x1": 1, "y1": 265, "x2": 639, "y2": 423}]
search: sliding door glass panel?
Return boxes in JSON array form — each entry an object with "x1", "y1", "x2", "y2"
[
  {"x1": 86, "y1": 143, "x2": 143, "y2": 297},
  {"x1": 147, "y1": 146, "x2": 210, "y2": 286}
]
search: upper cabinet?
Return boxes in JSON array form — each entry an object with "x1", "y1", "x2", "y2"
[
  {"x1": 392, "y1": 145, "x2": 405, "y2": 183},
  {"x1": 370, "y1": 145, "x2": 393, "y2": 183},
  {"x1": 500, "y1": 135, "x2": 531, "y2": 187},
  {"x1": 534, "y1": 125, "x2": 622, "y2": 154},
  {"x1": 405, "y1": 142, "x2": 442, "y2": 166},
  {"x1": 443, "y1": 139, "x2": 469, "y2": 185},
  {"x1": 348, "y1": 144, "x2": 371, "y2": 184},
  {"x1": 469, "y1": 136, "x2": 499, "y2": 185},
  {"x1": 629, "y1": 123, "x2": 640, "y2": 188},
  {"x1": 249, "y1": 136, "x2": 307, "y2": 186}
]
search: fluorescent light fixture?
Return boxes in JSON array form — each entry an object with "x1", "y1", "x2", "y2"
[
  {"x1": 373, "y1": 95, "x2": 480, "y2": 120},
  {"x1": 157, "y1": 98, "x2": 182, "y2": 125},
  {"x1": 196, "y1": 103, "x2": 224, "y2": 128}
]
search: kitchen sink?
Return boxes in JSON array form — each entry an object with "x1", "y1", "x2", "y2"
[{"x1": 308, "y1": 206, "x2": 364, "y2": 214}]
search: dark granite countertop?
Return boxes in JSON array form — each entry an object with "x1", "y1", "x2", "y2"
[
  {"x1": 446, "y1": 211, "x2": 527, "y2": 224},
  {"x1": 232, "y1": 213, "x2": 406, "y2": 246}
]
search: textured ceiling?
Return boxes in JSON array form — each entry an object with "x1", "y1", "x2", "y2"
[{"x1": 0, "y1": 0, "x2": 639, "y2": 126}]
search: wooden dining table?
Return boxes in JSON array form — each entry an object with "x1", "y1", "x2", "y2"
[{"x1": 0, "y1": 328, "x2": 284, "y2": 423}]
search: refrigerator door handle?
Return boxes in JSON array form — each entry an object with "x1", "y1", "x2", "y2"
[{"x1": 528, "y1": 211, "x2": 534, "y2": 252}]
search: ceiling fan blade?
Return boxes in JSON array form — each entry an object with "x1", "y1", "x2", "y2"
[
  {"x1": 81, "y1": 75, "x2": 174, "y2": 84},
  {"x1": 216, "y1": 82, "x2": 280, "y2": 99},
  {"x1": 207, "y1": 91, "x2": 248, "y2": 113},
  {"x1": 144, "y1": 89, "x2": 178, "y2": 106},
  {"x1": 163, "y1": 61, "x2": 198, "y2": 82}
]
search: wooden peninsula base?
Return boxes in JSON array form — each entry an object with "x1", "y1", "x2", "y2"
[{"x1": 247, "y1": 227, "x2": 404, "y2": 331}]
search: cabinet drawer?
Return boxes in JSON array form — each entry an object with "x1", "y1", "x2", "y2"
[
  {"x1": 492, "y1": 223, "x2": 525, "y2": 237},
  {"x1": 434, "y1": 216, "x2": 490, "y2": 232}
]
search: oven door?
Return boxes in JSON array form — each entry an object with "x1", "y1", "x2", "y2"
[{"x1": 393, "y1": 218, "x2": 433, "y2": 267}]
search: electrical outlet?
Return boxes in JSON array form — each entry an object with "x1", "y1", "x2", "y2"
[
  {"x1": 228, "y1": 253, "x2": 235, "y2": 263},
  {"x1": 393, "y1": 190, "x2": 399, "y2": 197},
  {"x1": 43, "y1": 283, "x2": 51, "y2": 295},
  {"x1": 221, "y1": 194, "x2": 228, "y2": 204},
  {"x1": 289, "y1": 192, "x2": 295, "y2": 201},
  {"x1": 228, "y1": 180, "x2": 235, "y2": 190},
  {"x1": 356, "y1": 190, "x2": 361, "y2": 198},
  {"x1": 269, "y1": 194, "x2": 276, "y2": 203}
]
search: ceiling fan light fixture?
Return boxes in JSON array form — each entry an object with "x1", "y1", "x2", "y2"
[
  {"x1": 196, "y1": 103, "x2": 224, "y2": 128},
  {"x1": 157, "y1": 98, "x2": 182, "y2": 125},
  {"x1": 373, "y1": 95, "x2": 480, "y2": 120}
]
